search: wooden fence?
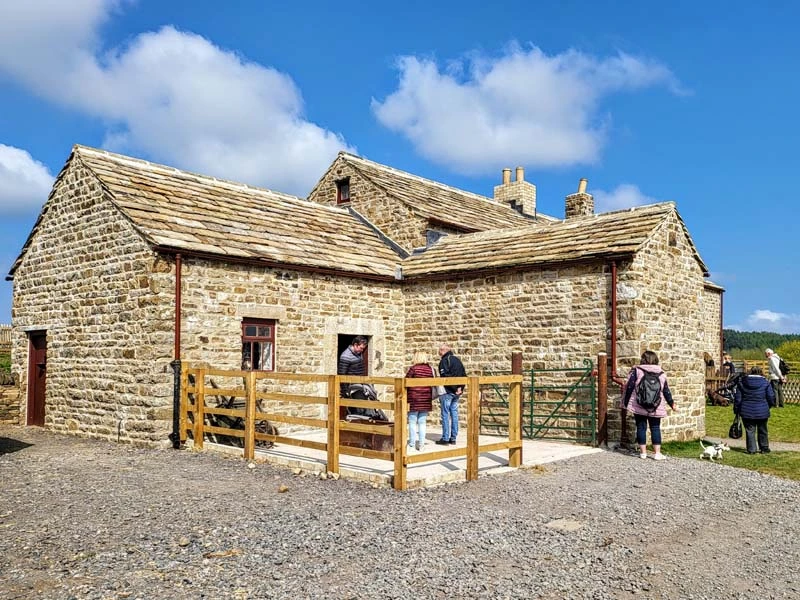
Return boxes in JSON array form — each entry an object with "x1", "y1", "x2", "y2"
[
  {"x1": 0, "y1": 325, "x2": 11, "y2": 345},
  {"x1": 180, "y1": 368, "x2": 523, "y2": 490}
]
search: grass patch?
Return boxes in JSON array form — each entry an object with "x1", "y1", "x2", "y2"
[
  {"x1": 0, "y1": 352, "x2": 9, "y2": 375},
  {"x1": 660, "y1": 440, "x2": 800, "y2": 481},
  {"x1": 705, "y1": 403, "x2": 800, "y2": 443}
]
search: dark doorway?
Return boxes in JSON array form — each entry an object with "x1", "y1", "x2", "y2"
[
  {"x1": 337, "y1": 334, "x2": 370, "y2": 374},
  {"x1": 26, "y1": 332, "x2": 47, "y2": 426}
]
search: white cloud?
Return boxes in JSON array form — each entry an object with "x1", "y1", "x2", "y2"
[
  {"x1": 0, "y1": 145, "x2": 55, "y2": 214},
  {"x1": 0, "y1": 1, "x2": 352, "y2": 196},
  {"x1": 590, "y1": 184, "x2": 659, "y2": 212},
  {"x1": 731, "y1": 309, "x2": 800, "y2": 334},
  {"x1": 372, "y1": 45, "x2": 683, "y2": 174}
]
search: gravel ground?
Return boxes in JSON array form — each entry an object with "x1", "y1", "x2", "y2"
[{"x1": 1, "y1": 424, "x2": 799, "y2": 600}]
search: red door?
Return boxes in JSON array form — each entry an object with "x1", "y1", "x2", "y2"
[{"x1": 26, "y1": 332, "x2": 47, "y2": 426}]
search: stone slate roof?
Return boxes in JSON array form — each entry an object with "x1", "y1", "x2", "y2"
[
  {"x1": 10, "y1": 146, "x2": 403, "y2": 279},
  {"x1": 402, "y1": 202, "x2": 709, "y2": 278},
  {"x1": 8, "y1": 146, "x2": 709, "y2": 282},
  {"x1": 311, "y1": 152, "x2": 557, "y2": 231}
]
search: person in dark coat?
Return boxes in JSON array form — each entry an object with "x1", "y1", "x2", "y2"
[
  {"x1": 733, "y1": 366, "x2": 775, "y2": 454},
  {"x1": 436, "y1": 344, "x2": 466, "y2": 445},
  {"x1": 405, "y1": 351, "x2": 434, "y2": 451}
]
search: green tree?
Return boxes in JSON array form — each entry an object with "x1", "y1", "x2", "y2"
[
  {"x1": 776, "y1": 340, "x2": 800, "y2": 363},
  {"x1": 724, "y1": 329, "x2": 800, "y2": 353}
]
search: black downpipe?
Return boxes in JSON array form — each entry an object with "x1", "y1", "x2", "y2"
[{"x1": 169, "y1": 359, "x2": 182, "y2": 449}]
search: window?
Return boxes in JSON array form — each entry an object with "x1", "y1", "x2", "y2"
[
  {"x1": 336, "y1": 177, "x2": 350, "y2": 204},
  {"x1": 241, "y1": 318, "x2": 275, "y2": 371}
]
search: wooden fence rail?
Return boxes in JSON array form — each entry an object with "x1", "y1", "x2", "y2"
[{"x1": 180, "y1": 368, "x2": 523, "y2": 491}]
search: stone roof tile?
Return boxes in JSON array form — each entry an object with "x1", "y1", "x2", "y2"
[
  {"x1": 333, "y1": 152, "x2": 557, "y2": 230},
  {"x1": 402, "y1": 202, "x2": 708, "y2": 277},
  {"x1": 74, "y1": 146, "x2": 402, "y2": 279}
]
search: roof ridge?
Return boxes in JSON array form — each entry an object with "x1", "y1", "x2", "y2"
[
  {"x1": 339, "y1": 151, "x2": 503, "y2": 205},
  {"x1": 589, "y1": 201, "x2": 675, "y2": 218},
  {"x1": 73, "y1": 144, "x2": 332, "y2": 209}
]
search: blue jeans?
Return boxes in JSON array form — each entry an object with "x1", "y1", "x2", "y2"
[
  {"x1": 407, "y1": 411, "x2": 428, "y2": 447},
  {"x1": 634, "y1": 414, "x2": 662, "y2": 446},
  {"x1": 439, "y1": 392, "x2": 459, "y2": 441}
]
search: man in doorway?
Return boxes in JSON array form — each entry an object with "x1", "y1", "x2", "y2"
[
  {"x1": 436, "y1": 343, "x2": 466, "y2": 445},
  {"x1": 765, "y1": 348, "x2": 786, "y2": 408},
  {"x1": 338, "y1": 336, "x2": 384, "y2": 419}
]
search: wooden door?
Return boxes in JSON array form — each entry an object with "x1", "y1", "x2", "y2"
[{"x1": 26, "y1": 332, "x2": 47, "y2": 426}]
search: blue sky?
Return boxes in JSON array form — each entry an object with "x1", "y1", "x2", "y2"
[{"x1": 0, "y1": 0, "x2": 798, "y2": 332}]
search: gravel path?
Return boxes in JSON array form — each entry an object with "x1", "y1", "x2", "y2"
[{"x1": 2, "y1": 424, "x2": 799, "y2": 600}]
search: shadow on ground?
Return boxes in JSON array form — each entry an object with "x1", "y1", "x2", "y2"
[{"x1": 0, "y1": 436, "x2": 33, "y2": 455}]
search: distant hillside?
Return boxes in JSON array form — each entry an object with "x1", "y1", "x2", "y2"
[{"x1": 723, "y1": 329, "x2": 800, "y2": 352}]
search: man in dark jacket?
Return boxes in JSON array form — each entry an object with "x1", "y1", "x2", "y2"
[
  {"x1": 436, "y1": 344, "x2": 466, "y2": 445},
  {"x1": 734, "y1": 366, "x2": 776, "y2": 454}
]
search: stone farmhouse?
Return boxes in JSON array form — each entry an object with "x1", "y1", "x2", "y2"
[{"x1": 6, "y1": 145, "x2": 722, "y2": 445}]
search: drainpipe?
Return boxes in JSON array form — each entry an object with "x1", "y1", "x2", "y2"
[
  {"x1": 169, "y1": 253, "x2": 183, "y2": 449},
  {"x1": 610, "y1": 261, "x2": 628, "y2": 445}
]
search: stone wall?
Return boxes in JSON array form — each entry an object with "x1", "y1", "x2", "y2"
[
  {"x1": 309, "y1": 157, "x2": 430, "y2": 253},
  {"x1": 405, "y1": 266, "x2": 611, "y2": 373},
  {"x1": 179, "y1": 257, "x2": 406, "y2": 427},
  {"x1": 0, "y1": 380, "x2": 20, "y2": 424},
  {"x1": 10, "y1": 159, "x2": 175, "y2": 445},
  {"x1": 611, "y1": 213, "x2": 712, "y2": 443},
  {"x1": 404, "y1": 264, "x2": 612, "y2": 435},
  {"x1": 700, "y1": 285, "x2": 723, "y2": 364}
]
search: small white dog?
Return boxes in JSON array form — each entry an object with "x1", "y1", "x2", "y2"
[{"x1": 700, "y1": 440, "x2": 730, "y2": 461}]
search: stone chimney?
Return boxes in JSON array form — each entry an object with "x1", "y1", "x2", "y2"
[
  {"x1": 565, "y1": 178, "x2": 594, "y2": 219},
  {"x1": 493, "y1": 166, "x2": 536, "y2": 217}
]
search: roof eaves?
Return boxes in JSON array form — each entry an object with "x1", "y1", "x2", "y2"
[
  {"x1": 152, "y1": 244, "x2": 398, "y2": 283},
  {"x1": 403, "y1": 251, "x2": 636, "y2": 282}
]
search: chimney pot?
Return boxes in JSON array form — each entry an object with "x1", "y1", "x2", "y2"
[
  {"x1": 515, "y1": 166, "x2": 524, "y2": 182},
  {"x1": 578, "y1": 178, "x2": 588, "y2": 194},
  {"x1": 502, "y1": 168, "x2": 511, "y2": 185}
]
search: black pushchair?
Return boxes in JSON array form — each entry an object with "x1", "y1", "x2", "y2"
[{"x1": 709, "y1": 373, "x2": 742, "y2": 407}]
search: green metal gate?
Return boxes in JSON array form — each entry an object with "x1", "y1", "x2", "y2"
[{"x1": 480, "y1": 359, "x2": 597, "y2": 445}]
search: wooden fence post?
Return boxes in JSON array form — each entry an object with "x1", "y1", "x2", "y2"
[
  {"x1": 327, "y1": 375, "x2": 340, "y2": 475},
  {"x1": 244, "y1": 371, "x2": 256, "y2": 461},
  {"x1": 393, "y1": 377, "x2": 407, "y2": 491},
  {"x1": 194, "y1": 368, "x2": 205, "y2": 449},
  {"x1": 466, "y1": 375, "x2": 480, "y2": 481},
  {"x1": 509, "y1": 352, "x2": 522, "y2": 468},
  {"x1": 597, "y1": 352, "x2": 608, "y2": 447}
]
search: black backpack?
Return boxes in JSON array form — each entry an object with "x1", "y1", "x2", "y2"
[
  {"x1": 636, "y1": 368, "x2": 663, "y2": 412},
  {"x1": 779, "y1": 358, "x2": 790, "y2": 376}
]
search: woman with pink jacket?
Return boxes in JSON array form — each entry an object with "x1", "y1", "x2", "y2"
[{"x1": 621, "y1": 350, "x2": 675, "y2": 460}]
